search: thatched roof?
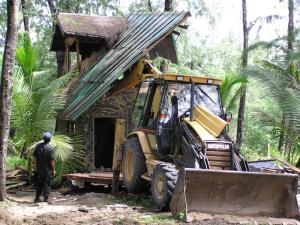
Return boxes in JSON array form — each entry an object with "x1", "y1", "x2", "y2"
[{"x1": 50, "y1": 13, "x2": 127, "y2": 52}]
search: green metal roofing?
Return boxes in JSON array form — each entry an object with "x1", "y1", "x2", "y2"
[{"x1": 63, "y1": 11, "x2": 190, "y2": 120}]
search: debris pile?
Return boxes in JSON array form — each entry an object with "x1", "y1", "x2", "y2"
[
  {"x1": 6, "y1": 168, "x2": 28, "y2": 190},
  {"x1": 248, "y1": 157, "x2": 300, "y2": 175}
]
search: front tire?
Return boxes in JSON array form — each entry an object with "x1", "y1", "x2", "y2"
[
  {"x1": 151, "y1": 163, "x2": 178, "y2": 211},
  {"x1": 122, "y1": 137, "x2": 148, "y2": 193}
]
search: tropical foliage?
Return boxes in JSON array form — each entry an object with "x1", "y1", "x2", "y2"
[
  {"x1": 0, "y1": 0, "x2": 299, "y2": 171},
  {"x1": 220, "y1": 73, "x2": 248, "y2": 113},
  {"x1": 246, "y1": 56, "x2": 300, "y2": 163},
  {"x1": 27, "y1": 134, "x2": 85, "y2": 186},
  {"x1": 10, "y1": 33, "x2": 84, "y2": 185}
]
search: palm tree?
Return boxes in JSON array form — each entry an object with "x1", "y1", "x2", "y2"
[
  {"x1": 236, "y1": 0, "x2": 249, "y2": 148},
  {"x1": 12, "y1": 32, "x2": 84, "y2": 185},
  {"x1": 220, "y1": 73, "x2": 248, "y2": 113},
  {"x1": 246, "y1": 58, "x2": 300, "y2": 163},
  {"x1": 0, "y1": 0, "x2": 19, "y2": 201}
]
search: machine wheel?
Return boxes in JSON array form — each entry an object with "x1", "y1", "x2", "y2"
[
  {"x1": 151, "y1": 164, "x2": 178, "y2": 211},
  {"x1": 122, "y1": 137, "x2": 148, "y2": 193}
]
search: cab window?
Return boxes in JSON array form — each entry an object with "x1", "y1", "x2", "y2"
[{"x1": 132, "y1": 82, "x2": 150, "y2": 127}]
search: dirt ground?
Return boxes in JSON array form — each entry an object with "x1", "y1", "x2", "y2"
[{"x1": 0, "y1": 186, "x2": 299, "y2": 225}]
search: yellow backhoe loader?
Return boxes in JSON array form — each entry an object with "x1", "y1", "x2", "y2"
[{"x1": 113, "y1": 59, "x2": 299, "y2": 222}]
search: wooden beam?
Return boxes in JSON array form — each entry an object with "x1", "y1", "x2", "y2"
[
  {"x1": 6, "y1": 181, "x2": 27, "y2": 190},
  {"x1": 76, "y1": 39, "x2": 81, "y2": 71},
  {"x1": 273, "y1": 157, "x2": 300, "y2": 174},
  {"x1": 67, "y1": 46, "x2": 70, "y2": 72}
]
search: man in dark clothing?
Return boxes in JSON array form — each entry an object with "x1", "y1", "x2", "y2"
[{"x1": 33, "y1": 132, "x2": 56, "y2": 203}]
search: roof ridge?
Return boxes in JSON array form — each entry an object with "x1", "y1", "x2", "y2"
[{"x1": 58, "y1": 12, "x2": 124, "y2": 19}]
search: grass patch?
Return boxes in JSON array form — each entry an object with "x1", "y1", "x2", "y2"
[
  {"x1": 114, "y1": 218, "x2": 127, "y2": 225},
  {"x1": 109, "y1": 193, "x2": 155, "y2": 210},
  {"x1": 140, "y1": 213, "x2": 177, "y2": 224},
  {"x1": 6, "y1": 156, "x2": 27, "y2": 171},
  {"x1": 0, "y1": 200, "x2": 13, "y2": 208}
]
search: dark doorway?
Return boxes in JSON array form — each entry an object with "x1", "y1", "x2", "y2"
[{"x1": 94, "y1": 118, "x2": 115, "y2": 169}]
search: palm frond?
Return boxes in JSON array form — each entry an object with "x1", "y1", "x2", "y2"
[
  {"x1": 225, "y1": 86, "x2": 242, "y2": 112},
  {"x1": 16, "y1": 32, "x2": 38, "y2": 87},
  {"x1": 43, "y1": 70, "x2": 79, "y2": 93},
  {"x1": 246, "y1": 54, "x2": 300, "y2": 161},
  {"x1": 11, "y1": 34, "x2": 82, "y2": 186},
  {"x1": 220, "y1": 73, "x2": 248, "y2": 112},
  {"x1": 254, "y1": 110, "x2": 299, "y2": 144},
  {"x1": 27, "y1": 134, "x2": 85, "y2": 187},
  {"x1": 52, "y1": 134, "x2": 85, "y2": 186}
]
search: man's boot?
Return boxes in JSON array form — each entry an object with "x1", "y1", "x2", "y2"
[
  {"x1": 43, "y1": 196, "x2": 48, "y2": 202},
  {"x1": 34, "y1": 196, "x2": 41, "y2": 203}
]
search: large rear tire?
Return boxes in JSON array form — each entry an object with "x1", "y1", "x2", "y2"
[
  {"x1": 151, "y1": 163, "x2": 178, "y2": 211},
  {"x1": 122, "y1": 137, "x2": 148, "y2": 193}
]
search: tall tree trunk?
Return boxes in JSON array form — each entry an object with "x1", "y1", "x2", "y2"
[
  {"x1": 236, "y1": 0, "x2": 248, "y2": 148},
  {"x1": 285, "y1": 0, "x2": 294, "y2": 158},
  {"x1": 75, "y1": 0, "x2": 80, "y2": 13},
  {"x1": 66, "y1": 0, "x2": 71, "y2": 12},
  {"x1": 21, "y1": 0, "x2": 29, "y2": 33},
  {"x1": 0, "y1": 0, "x2": 19, "y2": 201},
  {"x1": 56, "y1": 52, "x2": 65, "y2": 76},
  {"x1": 278, "y1": 0, "x2": 294, "y2": 152},
  {"x1": 148, "y1": 0, "x2": 152, "y2": 11},
  {"x1": 277, "y1": 120, "x2": 285, "y2": 151},
  {"x1": 47, "y1": 0, "x2": 56, "y2": 14},
  {"x1": 164, "y1": 0, "x2": 173, "y2": 11},
  {"x1": 64, "y1": 0, "x2": 71, "y2": 75},
  {"x1": 287, "y1": 0, "x2": 294, "y2": 51},
  {"x1": 47, "y1": 0, "x2": 67, "y2": 76}
]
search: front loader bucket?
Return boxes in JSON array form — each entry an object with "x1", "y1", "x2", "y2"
[{"x1": 170, "y1": 168, "x2": 299, "y2": 222}]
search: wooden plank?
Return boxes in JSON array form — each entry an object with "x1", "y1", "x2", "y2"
[
  {"x1": 207, "y1": 155, "x2": 230, "y2": 162},
  {"x1": 6, "y1": 180, "x2": 19, "y2": 185},
  {"x1": 6, "y1": 181, "x2": 27, "y2": 190},
  {"x1": 112, "y1": 119, "x2": 125, "y2": 170},
  {"x1": 206, "y1": 150, "x2": 231, "y2": 156},
  {"x1": 210, "y1": 161, "x2": 231, "y2": 167},
  {"x1": 76, "y1": 39, "x2": 81, "y2": 71},
  {"x1": 64, "y1": 171, "x2": 123, "y2": 185},
  {"x1": 7, "y1": 169, "x2": 22, "y2": 177},
  {"x1": 273, "y1": 157, "x2": 300, "y2": 174}
]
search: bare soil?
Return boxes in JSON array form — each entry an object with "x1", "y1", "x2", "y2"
[{"x1": 0, "y1": 187, "x2": 299, "y2": 225}]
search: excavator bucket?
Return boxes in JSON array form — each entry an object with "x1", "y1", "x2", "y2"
[{"x1": 170, "y1": 168, "x2": 299, "y2": 222}]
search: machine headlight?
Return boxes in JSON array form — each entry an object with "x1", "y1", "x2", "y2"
[
  {"x1": 207, "y1": 79, "x2": 213, "y2": 84},
  {"x1": 176, "y1": 76, "x2": 184, "y2": 81}
]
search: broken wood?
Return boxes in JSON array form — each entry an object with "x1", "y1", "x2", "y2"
[
  {"x1": 7, "y1": 169, "x2": 22, "y2": 177},
  {"x1": 273, "y1": 157, "x2": 300, "y2": 174},
  {"x1": 5, "y1": 168, "x2": 28, "y2": 191},
  {"x1": 6, "y1": 181, "x2": 27, "y2": 190}
]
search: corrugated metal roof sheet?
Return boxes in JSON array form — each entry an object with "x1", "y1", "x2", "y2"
[{"x1": 63, "y1": 11, "x2": 190, "y2": 120}]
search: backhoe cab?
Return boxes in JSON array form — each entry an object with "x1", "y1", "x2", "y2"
[{"x1": 120, "y1": 67, "x2": 299, "y2": 221}]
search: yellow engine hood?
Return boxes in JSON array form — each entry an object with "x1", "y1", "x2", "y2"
[{"x1": 184, "y1": 106, "x2": 227, "y2": 141}]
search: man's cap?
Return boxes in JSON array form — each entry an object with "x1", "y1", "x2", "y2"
[{"x1": 43, "y1": 132, "x2": 52, "y2": 140}]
